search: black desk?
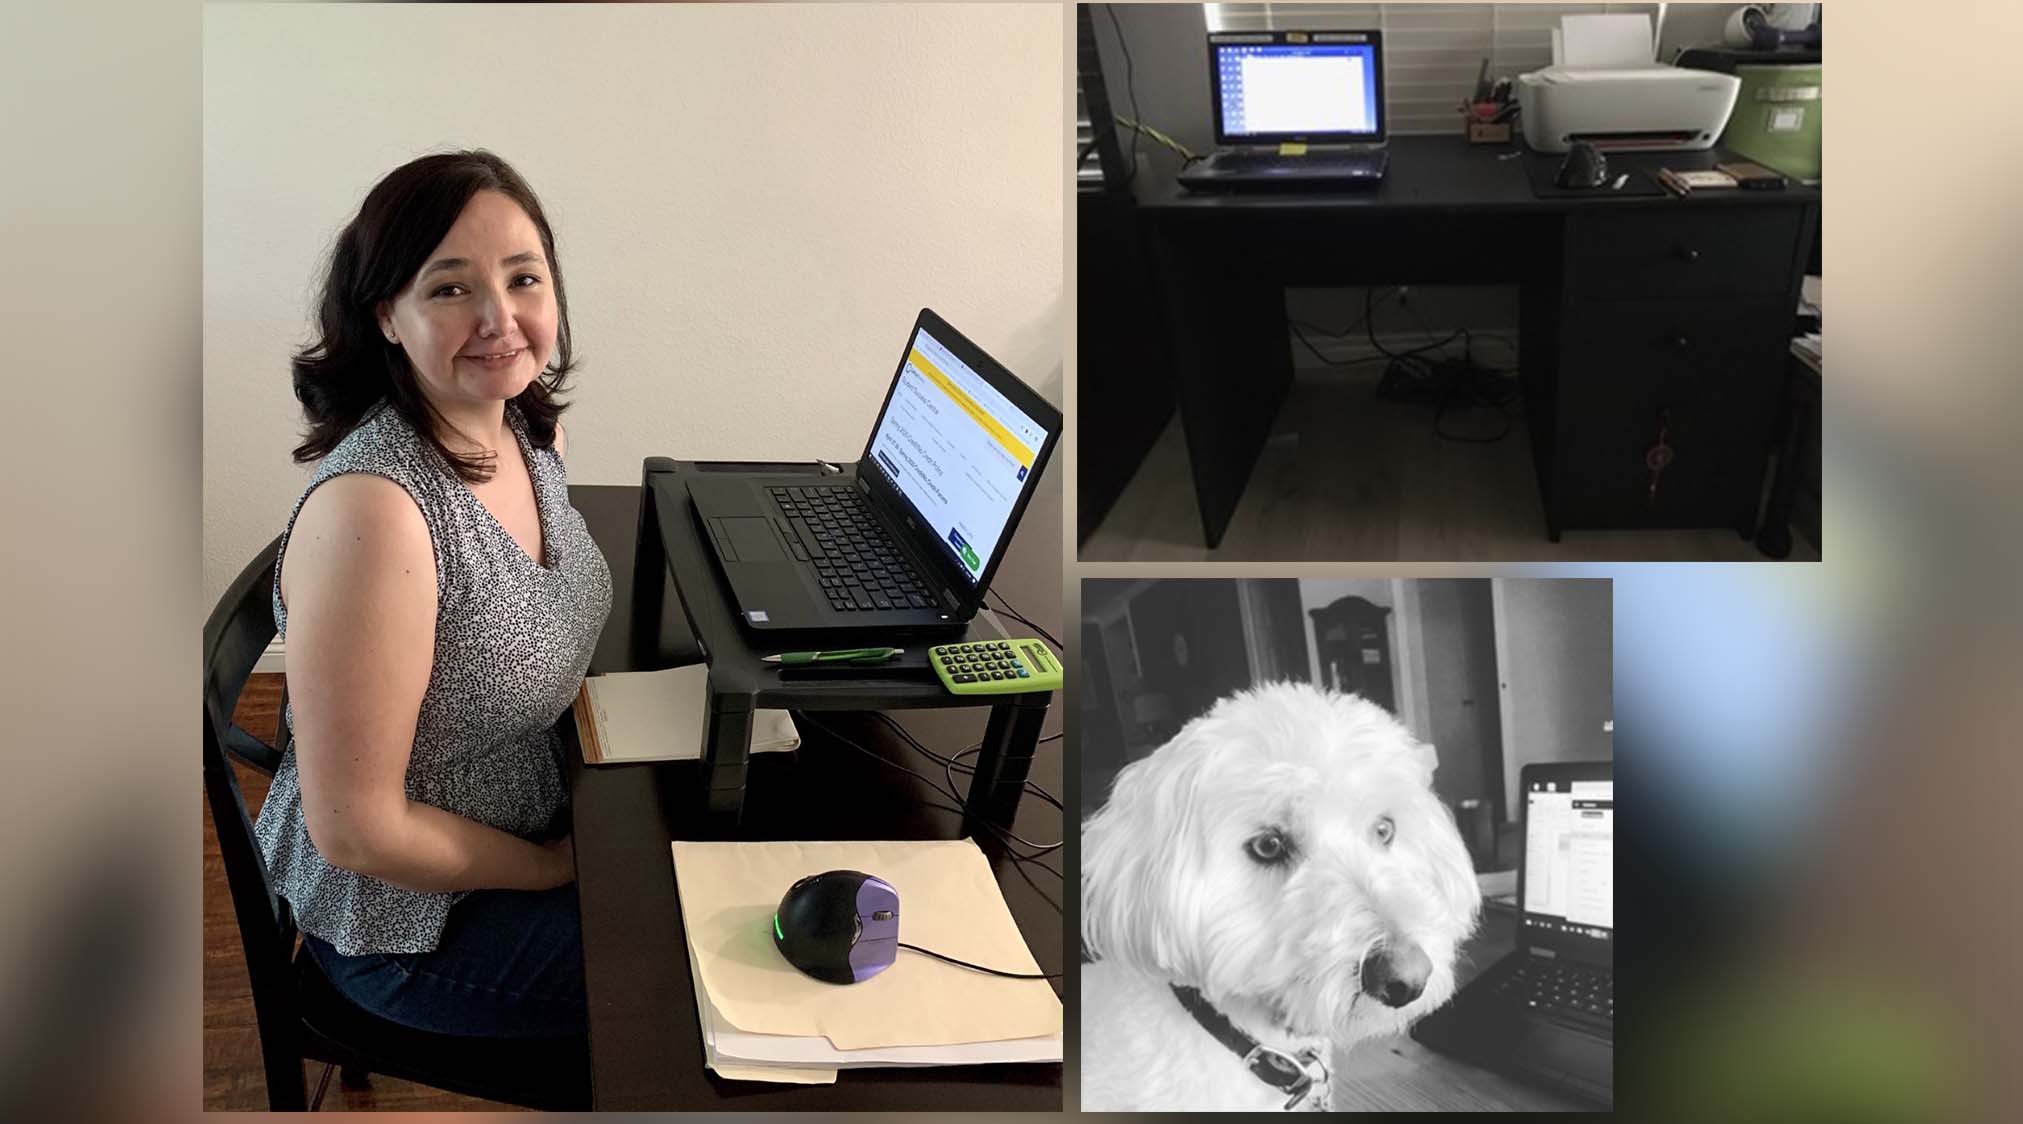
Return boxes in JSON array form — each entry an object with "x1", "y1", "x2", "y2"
[
  {"x1": 1138, "y1": 136, "x2": 1820, "y2": 549},
  {"x1": 564, "y1": 482, "x2": 1064, "y2": 1110}
]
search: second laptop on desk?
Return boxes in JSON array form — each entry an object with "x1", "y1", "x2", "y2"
[
  {"x1": 1412, "y1": 761, "x2": 1614, "y2": 1106},
  {"x1": 1179, "y1": 30, "x2": 1391, "y2": 191},
  {"x1": 688, "y1": 307, "x2": 1061, "y2": 634}
]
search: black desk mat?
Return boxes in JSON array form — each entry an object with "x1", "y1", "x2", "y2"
[{"x1": 1521, "y1": 152, "x2": 1669, "y2": 198}]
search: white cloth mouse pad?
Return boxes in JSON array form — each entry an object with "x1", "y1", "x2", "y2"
[{"x1": 669, "y1": 839, "x2": 1061, "y2": 1049}]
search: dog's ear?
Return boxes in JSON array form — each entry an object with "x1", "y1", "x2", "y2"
[{"x1": 1081, "y1": 734, "x2": 1212, "y2": 979}]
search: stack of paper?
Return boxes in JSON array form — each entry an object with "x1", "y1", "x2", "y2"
[
  {"x1": 1552, "y1": 13, "x2": 1655, "y2": 69},
  {"x1": 575, "y1": 664, "x2": 800, "y2": 765},
  {"x1": 670, "y1": 839, "x2": 1063, "y2": 1083}
]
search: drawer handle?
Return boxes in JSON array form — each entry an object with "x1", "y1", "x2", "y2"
[{"x1": 1675, "y1": 246, "x2": 1701, "y2": 263}]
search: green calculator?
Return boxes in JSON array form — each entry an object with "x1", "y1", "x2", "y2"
[{"x1": 929, "y1": 638, "x2": 1062, "y2": 695}]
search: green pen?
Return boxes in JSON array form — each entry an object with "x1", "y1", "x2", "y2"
[{"x1": 760, "y1": 647, "x2": 904, "y2": 666}]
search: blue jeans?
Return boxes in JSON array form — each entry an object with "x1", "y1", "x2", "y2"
[{"x1": 304, "y1": 884, "x2": 587, "y2": 1039}]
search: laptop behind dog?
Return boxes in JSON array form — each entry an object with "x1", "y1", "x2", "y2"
[
  {"x1": 1412, "y1": 761, "x2": 1614, "y2": 1106},
  {"x1": 1178, "y1": 30, "x2": 1391, "y2": 191},
  {"x1": 687, "y1": 307, "x2": 1060, "y2": 634}
]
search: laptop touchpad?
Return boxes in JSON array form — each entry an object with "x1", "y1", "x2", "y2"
[
  {"x1": 1510, "y1": 1024, "x2": 1611, "y2": 1077},
  {"x1": 717, "y1": 517, "x2": 787, "y2": 562}
]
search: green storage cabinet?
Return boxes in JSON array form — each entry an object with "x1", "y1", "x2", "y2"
[{"x1": 1677, "y1": 47, "x2": 1822, "y2": 181}]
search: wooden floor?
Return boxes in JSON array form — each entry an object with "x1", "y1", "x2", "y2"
[
  {"x1": 204, "y1": 673, "x2": 514, "y2": 1112},
  {"x1": 1081, "y1": 367, "x2": 1820, "y2": 562}
]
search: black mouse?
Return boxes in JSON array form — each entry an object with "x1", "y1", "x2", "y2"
[
  {"x1": 771, "y1": 869, "x2": 900, "y2": 984},
  {"x1": 1555, "y1": 142, "x2": 1608, "y2": 189}
]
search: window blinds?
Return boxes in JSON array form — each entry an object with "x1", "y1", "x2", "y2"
[
  {"x1": 1077, "y1": 83, "x2": 1105, "y2": 186},
  {"x1": 1204, "y1": 3, "x2": 1663, "y2": 135}
]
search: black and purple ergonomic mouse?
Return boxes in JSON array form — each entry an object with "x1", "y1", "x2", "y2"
[{"x1": 771, "y1": 870, "x2": 900, "y2": 984}]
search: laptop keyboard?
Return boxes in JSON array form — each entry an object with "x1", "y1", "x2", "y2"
[
  {"x1": 1210, "y1": 150, "x2": 1388, "y2": 178},
  {"x1": 1497, "y1": 958, "x2": 1613, "y2": 1026},
  {"x1": 768, "y1": 486, "x2": 934, "y2": 614}
]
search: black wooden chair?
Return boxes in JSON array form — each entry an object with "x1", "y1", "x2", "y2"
[{"x1": 203, "y1": 536, "x2": 591, "y2": 1110}]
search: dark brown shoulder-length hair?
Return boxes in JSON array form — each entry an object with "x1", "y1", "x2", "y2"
[{"x1": 290, "y1": 150, "x2": 576, "y2": 482}]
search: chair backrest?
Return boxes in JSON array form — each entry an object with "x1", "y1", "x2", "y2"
[{"x1": 202, "y1": 536, "x2": 303, "y2": 1030}]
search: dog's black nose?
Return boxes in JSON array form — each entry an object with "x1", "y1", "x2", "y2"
[{"x1": 1360, "y1": 942, "x2": 1431, "y2": 1008}]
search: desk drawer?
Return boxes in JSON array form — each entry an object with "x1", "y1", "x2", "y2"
[
  {"x1": 1564, "y1": 297, "x2": 1791, "y2": 389},
  {"x1": 1570, "y1": 207, "x2": 1803, "y2": 301},
  {"x1": 1550, "y1": 298, "x2": 1787, "y2": 529}
]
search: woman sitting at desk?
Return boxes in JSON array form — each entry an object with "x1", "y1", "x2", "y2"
[{"x1": 251, "y1": 150, "x2": 612, "y2": 1040}]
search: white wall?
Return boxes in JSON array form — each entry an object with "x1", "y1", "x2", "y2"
[
  {"x1": 1492, "y1": 578, "x2": 1614, "y2": 816},
  {"x1": 203, "y1": 3, "x2": 1063, "y2": 605}
]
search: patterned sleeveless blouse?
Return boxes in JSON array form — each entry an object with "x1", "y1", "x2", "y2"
[{"x1": 252, "y1": 401, "x2": 612, "y2": 955}]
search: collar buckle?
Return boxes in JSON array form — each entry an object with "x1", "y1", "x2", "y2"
[{"x1": 1242, "y1": 1043, "x2": 1327, "y2": 1110}]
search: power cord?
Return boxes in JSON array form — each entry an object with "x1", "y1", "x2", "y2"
[
  {"x1": 1104, "y1": 4, "x2": 1140, "y2": 184},
  {"x1": 899, "y1": 942, "x2": 1061, "y2": 981},
  {"x1": 1291, "y1": 321, "x2": 1390, "y2": 370},
  {"x1": 786, "y1": 712, "x2": 1066, "y2": 925},
  {"x1": 943, "y1": 742, "x2": 1065, "y2": 813},
  {"x1": 1365, "y1": 286, "x2": 1466, "y2": 362},
  {"x1": 791, "y1": 711, "x2": 1064, "y2": 866},
  {"x1": 984, "y1": 587, "x2": 1062, "y2": 651},
  {"x1": 872, "y1": 712, "x2": 1064, "y2": 813},
  {"x1": 1289, "y1": 288, "x2": 1522, "y2": 444},
  {"x1": 1116, "y1": 115, "x2": 1202, "y2": 169}
]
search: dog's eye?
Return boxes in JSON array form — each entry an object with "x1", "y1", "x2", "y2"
[
  {"x1": 1373, "y1": 817, "x2": 1395, "y2": 847},
  {"x1": 1244, "y1": 830, "x2": 1291, "y2": 865}
]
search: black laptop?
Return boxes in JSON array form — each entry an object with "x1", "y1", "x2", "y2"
[
  {"x1": 687, "y1": 308, "x2": 1061, "y2": 634},
  {"x1": 1412, "y1": 761, "x2": 1614, "y2": 1106},
  {"x1": 1178, "y1": 30, "x2": 1391, "y2": 191}
]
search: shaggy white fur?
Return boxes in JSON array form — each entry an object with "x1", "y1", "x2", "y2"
[{"x1": 1080, "y1": 682, "x2": 1480, "y2": 1112}]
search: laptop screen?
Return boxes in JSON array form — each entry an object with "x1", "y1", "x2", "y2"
[
  {"x1": 864, "y1": 324, "x2": 1049, "y2": 586},
  {"x1": 1522, "y1": 777, "x2": 1614, "y2": 945},
  {"x1": 1211, "y1": 34, "x2": 1384, "y2": 143}
]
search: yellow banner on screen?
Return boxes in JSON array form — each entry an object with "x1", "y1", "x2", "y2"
[{"x1": 907, "y1": 348, "x2": 1035, "y2": 468}]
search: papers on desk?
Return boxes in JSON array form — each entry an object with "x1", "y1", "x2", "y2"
[
  {"x1": 670, "y1": 839, "x2": 1063, "y2": 1083},
  {"x1": 574, "y1": 665, "x2": 800, "y2": 765},
  {"x1": 1555, "y1": 13, "x2": 1654, "y2": 68}
]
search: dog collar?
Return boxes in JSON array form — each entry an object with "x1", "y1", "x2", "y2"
[{"x1": 1169, "y1": 985, "x2": 1329, "y2": 1110}]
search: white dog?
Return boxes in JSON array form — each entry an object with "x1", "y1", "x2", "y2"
[{"x1": 1081, "y1": 682, "x2": 1480, "y2": 1111}]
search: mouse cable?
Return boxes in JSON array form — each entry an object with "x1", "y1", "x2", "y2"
[
  {"x1": 982, "y1": 587, "x2": 1062, "y2": 651},
  {"x1": 899, "y1": 942, "x2": 1062, "y2": 981},
  {"x1": 787, "y1": 708, "x2": 1067, "y2": 912}
]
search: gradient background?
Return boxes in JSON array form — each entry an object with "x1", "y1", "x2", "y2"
[{"x1": 7, "y1": 1, "x2": 2023, "y2": 1120}]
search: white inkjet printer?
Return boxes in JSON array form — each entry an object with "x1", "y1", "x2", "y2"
[
  {"x1": 1518, "y1": 65, "x2": 1741, "y2": 153},
  {"x1": 1515, "y1": 11, "x2": 1741, "y2": 154}
]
